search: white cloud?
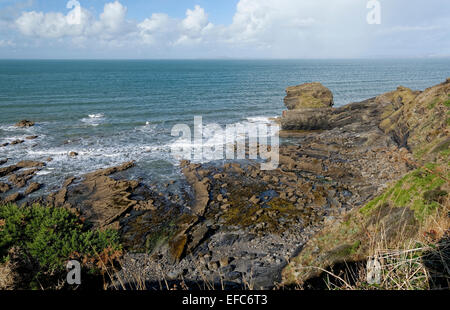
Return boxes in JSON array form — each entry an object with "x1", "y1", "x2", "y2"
[
  {"x1": 182, "y1": 5, "x2": 210, "y2": 33},
  {"x1": 94, "y1": 1, "x2": 129, "y2": 34},
  {"x1": 6, "y1": 0, "x2": 450, "y2": 58},
  {"x1": 0, "y1": 39, "x2": 16, "y2": 47},
  {"x1": 138, "y1": 13, "x2": 175, "y2": 45},
  {"x1": 15, "y1": 1, "x2": 132, "y2": 40},
  {"x1": 223, "y1": 0, "x2": 367, "y2": 56},
  {"x1": 15, "y1": 5, "x2": 92, "y2": 38}
]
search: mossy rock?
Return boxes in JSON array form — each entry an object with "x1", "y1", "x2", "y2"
[
  {"x1": 284, "y1": 82, "x2": 334, "y2": 110},
  {"x1": 216, "y1": 181, "x2": 307, "y2": 234}
]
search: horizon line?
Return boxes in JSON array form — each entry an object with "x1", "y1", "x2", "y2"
[{"x1": 0, "y1": 56, "x2": 450, "y2": 61}]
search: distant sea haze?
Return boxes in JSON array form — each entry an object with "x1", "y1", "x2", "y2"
[{"x1": 0, "y1": 59, "x2": 449, "y2": 190}]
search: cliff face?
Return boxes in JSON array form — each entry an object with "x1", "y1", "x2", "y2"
[
  {"x1": 281, "y1": 79, "x2": 449, "y2": 165},
  {"x1": 282, "y1": 79, "x2": 449, "y2": 289},
  {"x1": 378, "y1": 79, "x2": 450, "y2": 164}
]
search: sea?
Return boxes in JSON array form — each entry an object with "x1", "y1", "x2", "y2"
[{"x1": 1, "y1": 59, "x2": 449, "y2": 192}]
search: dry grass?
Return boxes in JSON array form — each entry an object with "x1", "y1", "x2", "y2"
[{"x1": 304, "y1": 200, "x2": 449, "y2": 290}]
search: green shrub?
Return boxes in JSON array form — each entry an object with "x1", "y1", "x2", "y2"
[{"x1": 0, "y1": 204, "x2": 121, "y2": 287}]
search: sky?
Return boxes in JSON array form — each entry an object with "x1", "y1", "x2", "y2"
[{"x1": 0, "y1": 0, "x2": 449, "y2": 59}]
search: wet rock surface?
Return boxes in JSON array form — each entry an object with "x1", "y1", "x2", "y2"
[
  {"x1": 0, "y1": 161, "x2": 46, "y2": 203},
  {"x1": 14, "y1": 120, "x2": 35, "y2": 128},
  {"x1": 24, "y1": 182, "x2": 42, "y2": 195},
  {"x1": 10, "y1": 140, "x2": 24, "y2": 146},
  {"x1": 0, "y1": 182, "x2": 11, "y2": 194}
]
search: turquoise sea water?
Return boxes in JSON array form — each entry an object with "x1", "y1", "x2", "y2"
[{"x1": 0, "y1": 59, "x2": 449, "y2": 191}]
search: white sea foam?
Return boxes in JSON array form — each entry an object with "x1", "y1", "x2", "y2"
[
  {"x1": 36, "y1": 169, "x2": 54, "y2": 176},
  {"x1": 0, "y1": 125, "x2": 17, "y2": 132},
  {"x1": 81, "y1": 113, "x2": 106, "y2": 126},
  {"x1": 246, "y1": 116, "x2": 274, "y2": 124},
  {"x1": 136, "y1": 122, "x2": 157, "y2": 134},
  {"x1": 1, "y1": 115, "x2": 280, "y2": 191},
  {"x1": 168, "y1": 116, "x2": 279, "y2": 163},
  {"x1": 88, "y1": 113, "x2": 105, "y2": 119}
]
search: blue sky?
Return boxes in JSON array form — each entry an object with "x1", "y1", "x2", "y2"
[
  {"x1": 0, "y1": 0, "x2": 449, "y2": 59},
  {"x1": 20, "y1": 0, "x2": 239, "y2": 23}
]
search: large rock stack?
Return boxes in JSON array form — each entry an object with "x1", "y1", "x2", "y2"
[{"x1": 280, "y1": 82, "x2": 334, "y2": 130}]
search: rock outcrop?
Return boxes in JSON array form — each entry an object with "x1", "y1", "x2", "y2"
[
  {"x1": 378, "y1": 80, "x2": 450, "y2": 163},
  {"x1": 8, "y1": 169, "x2": 38, "y2": 188},
  {"x1": 281, "y1": 82, "x2": 334, "y2": 130},
  {"x1": 46, "y1": 161, "x2": 138, "y2": 229},
  {"x1": 181, "y1": 160, "x2": 210, "y2": 216},
  {"x1": 284, "y1": 82, "x2": 334, "y2": 110},
  {"x1": 4, "y1": 193, "x2": 23, "y2": 204},
  {"x1": 16, "y1": 161, "x2": 45, "y2": 169},
  {"x1": 0, "y1": 161, "x2": 45, "y2": 202},
  {"x1": 281, "y1": 79, "x2": 449, "y2": 288},
  {"x1": 14, "y1": 120, "x2": 35, "y2": 128},
  {"x1": 0, "y1": 182, "x2": 11, "y2": 194},
  {"x1": 10, "y1": 140, "x2": 24, "y2": 145},
  {"x1": 24, "y1": 182, "x2": 41, "y2": 195}
]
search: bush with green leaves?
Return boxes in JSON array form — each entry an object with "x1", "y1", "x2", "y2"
[{"x1": 0, "y1": 203, "x2": 121, "y2": 284}]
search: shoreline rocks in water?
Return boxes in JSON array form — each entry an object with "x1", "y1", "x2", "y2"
[
  {"x1": 0, "y1": 161, "x2": 46, "y2": 203},
  {"x1": 24, "y1": 182, "x2": 41, "y2": 195},
  {"x1": 14, "y1": 120, "x2": 35, "y2": 128},
  {"x1": 10, "y1": 140, "x2": 24, "y2": 146},
  {"x1": 0, "y1": 182, "x2": 11, "y2": 193}
]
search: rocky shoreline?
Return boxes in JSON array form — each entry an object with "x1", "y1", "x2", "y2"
[{"x1": 1, "y1": 79, "x2": 449, "y2": 289}]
